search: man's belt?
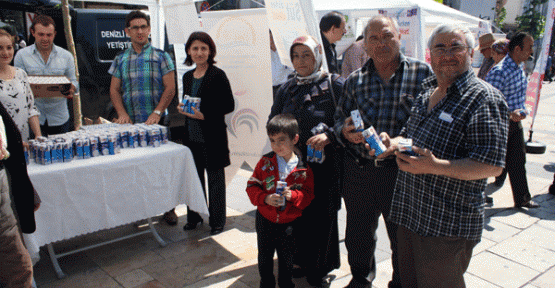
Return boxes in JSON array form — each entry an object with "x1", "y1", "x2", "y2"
[{"x1": 373, "y1": 158, "x2": 397, "y2": 168}]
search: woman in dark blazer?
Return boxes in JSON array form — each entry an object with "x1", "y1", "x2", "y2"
[{"x1": 178, "y1": 31, "x2": 235, "y2": 236}]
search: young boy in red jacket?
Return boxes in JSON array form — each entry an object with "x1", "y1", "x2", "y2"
[{"x1": 246, "y1": 114, "x2": 314, "y2": 288}]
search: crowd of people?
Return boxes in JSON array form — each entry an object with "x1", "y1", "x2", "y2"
[
  {"x1": 1, "y1": 7, "x2": 554, "y2": 288},
  {"x1": 260, "y1": 11, "x2": 550, "y2": 288}
]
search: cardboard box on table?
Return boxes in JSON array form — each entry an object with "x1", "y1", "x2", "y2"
[{"x1": 28, "y1": 75, "x2": 72, "y2": 98}]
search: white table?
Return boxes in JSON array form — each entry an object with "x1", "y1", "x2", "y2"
[{"x1": 27, "y1": 142, "x2": 207, "y2": 278}]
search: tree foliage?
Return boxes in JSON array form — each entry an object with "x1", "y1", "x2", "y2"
[
  {"x1": 494, "y1": 7, "x2": 507, "y2": 30},
  {"x1": 516, "y1": 0, "x2": 548, "y2": 39}
]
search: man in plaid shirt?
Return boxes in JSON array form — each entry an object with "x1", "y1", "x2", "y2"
[
  {"x1": 109, "y1": 10, "x2": 176, "y2": 125},
  {"x1": 334, "y1": 15, "x2": 432, "y2": 288},
  {"x1": 485, "y1": 32, "x2": 538, "y2": 208},
  {"x1": 383, "y1": 24, "x2": 508, "y2": 287},
  {"x1": 109, "y1": 10, "x2": 178, "y2": 224}
]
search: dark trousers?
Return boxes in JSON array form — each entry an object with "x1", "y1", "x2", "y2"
[
  {"x1": 186, "y1": 144, "x2": 226, "y2": 229},
  {"x1": 397, "y1": 226, "x2": 476, "y2": 288},
  {"x1": 39, "y1": 119, "x2": 71, "y2": 137},
  {"x1": 256, "y1": 211, "x2": 295, "y2": 288},
  {"x1": 497, "y1": 121, "x2": 532, "y2": 206},
  {"x1": 0, "y1": 170, "x2": 33, "y2": 288},
  {"x1": 342, "y1": 156, "x2": 401, "y2": 287}
]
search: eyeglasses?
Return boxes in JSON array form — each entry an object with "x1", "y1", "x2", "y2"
[
  {"x1": 431, "y1": 45, "x2": 470, "y2": 56},
  {"x1": 129, "y1": 25, "x2": 149, "y2": 31}
]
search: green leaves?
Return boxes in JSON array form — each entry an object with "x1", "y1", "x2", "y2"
[{"x1": 515, "y1": 0, "x2": 548, "y2": 40}]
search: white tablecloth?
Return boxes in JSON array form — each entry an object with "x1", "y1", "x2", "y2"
[{"x1": 27, "y1": 142, "x2": 207, "y2": 247}]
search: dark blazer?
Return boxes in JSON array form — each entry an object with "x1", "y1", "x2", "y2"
[
  {"x1": 182, "y1": 65, "x2": 235, "y2": 168},
  {"x1": 0, "y1": 102, "x2": 36, "y2": 233},
  {"x1": 321, "y1": 32, "x2": 339, "y2": 74}
]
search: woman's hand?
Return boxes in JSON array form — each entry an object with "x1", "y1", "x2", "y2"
[
  {"x1": 307, "y1": 133, "x2": 330, "y2": 151},
  {"x1": 178, "y1": 104, "x2": 205, "y2": 120}
]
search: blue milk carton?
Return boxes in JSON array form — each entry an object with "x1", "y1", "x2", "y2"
[
  {"x1": 99, "y1": 135, "x2": 109, "y2": 155},
  {"x1": 351, "y1": 110, "x2": 364, "y2": 132},
  {"x1": 82, "y1": 138, "x2": 91, "y2": 159},
  {"x1": 362, "y1": 126, "x2": 386, "y2": 156},
  {"x1": 63, "y1": 141, "x2": 73, "y2": 162},
  {"x1": 74, "y1": 139, "x2": 84, "y2": 159},
  {"x1": 275, "y1": 181, "x2": 287, "y2": 211},
  {"x1": 90, "y1": 136, "x2": 100, "y2": 157}
]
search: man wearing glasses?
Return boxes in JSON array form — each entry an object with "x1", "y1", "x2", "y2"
[
  {"x1": 109, "y1": 10, "x2": 178, "y2": 224},
  {"x1": 334, "y1": 15, "x2": 432, "y2": 288},
  {"x1": 383, "y1": 24, "x2": 509, "y2": 287},
  {"x1": 109, "y1": 10, "x2": 176, "y2": 125}
]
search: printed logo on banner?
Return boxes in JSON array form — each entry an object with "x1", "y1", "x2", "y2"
[
  {"x1": 407, "y1": 8, "x2": 418, "y2": 17},
  {"x1": 227, "y1": 107, "x2": 260, "y2": 138},
  {"x1": 215, "y1": 18, "x2": 256, "y2": 48}
]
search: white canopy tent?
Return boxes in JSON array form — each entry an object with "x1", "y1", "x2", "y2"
[
  {"x1": 313, "y1": 0, "x2": 493, "y2": 60},
  {"x1": 83, "y1": 0, "x2": 493, "y2": 61}
]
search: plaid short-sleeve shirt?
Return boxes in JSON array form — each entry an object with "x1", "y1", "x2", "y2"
[
  {"x1": 485, "y1": 55, "x2": 526, "y2": 112},
  {"x1": 108, "y1": 43, "x2": 175, "y2": 123},
  {"x1": 334, "y1": 55, "x2": 432, "y2": 159},
  {"x1": 390, "y1": 70, "x2": 509, "y2": 242}
]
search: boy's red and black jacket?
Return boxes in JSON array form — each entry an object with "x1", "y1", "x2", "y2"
[{"x1": 246, "y1": 151, "x2": 314, "y2": 223}]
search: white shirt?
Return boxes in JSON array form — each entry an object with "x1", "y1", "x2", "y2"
[
  {"x1": 277, "y1": 154, "x2": 298, "y2": 181},
  {"x1": 271, "y1": 50, "x2": 294, "y2": 87},
  {"x1": 14, "y1": 44, "x2": 78, "y2": 126}
]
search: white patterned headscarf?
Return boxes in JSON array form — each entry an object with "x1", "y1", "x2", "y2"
[{"x1": 290, "y1": 35, "x2": 327, "y2": 85}]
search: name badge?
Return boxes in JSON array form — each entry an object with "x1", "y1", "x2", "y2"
[{"x1": 439, "y1": 111, "x2": 453, "y2": 123}]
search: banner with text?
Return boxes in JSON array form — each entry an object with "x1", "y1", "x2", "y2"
[
  {"x1": 163, "y1": 0, "x2": 201, "y2": 45},
  {"x1": 265, "y1": 0, "x2": 321, "y2": 69},
  {"x1": 377, "y1": 7, "x2": 422, "y2": 59},
  {"x1": 200, "y1": 9, "x2": 272, "y2": 174},
  {"x1": 525, "y1": 0, "x2": 555, "y2": 128}
]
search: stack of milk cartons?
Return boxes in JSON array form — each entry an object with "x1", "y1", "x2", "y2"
[{"x1": 28, "y1": 123, "x2": 169, "y2": 165}]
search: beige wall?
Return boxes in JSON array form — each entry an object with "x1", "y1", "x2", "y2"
[{"x1": 504, "y1": 0, "x2": 525, "y2": 25}]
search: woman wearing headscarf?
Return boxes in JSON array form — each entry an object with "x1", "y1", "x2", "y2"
[{"x1": 269, "y1": 35, "x2": 344, "y2": 287}]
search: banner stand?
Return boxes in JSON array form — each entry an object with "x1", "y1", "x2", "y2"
[{"x1": 523, "y1": 0, "x2": 554, "y2": 154}]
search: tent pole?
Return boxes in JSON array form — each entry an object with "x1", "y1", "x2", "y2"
[{"x1": 61, "y1": 0, "x2": 82, "y2": 130}]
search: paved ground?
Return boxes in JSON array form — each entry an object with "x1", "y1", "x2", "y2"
[{"x1": 33, "y1": 82, "x2": 555, "y2": 288}]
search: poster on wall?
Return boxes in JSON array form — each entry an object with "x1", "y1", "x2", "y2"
[{"x1": 200, "y1": 9, "x2": 273, "y2": 174}]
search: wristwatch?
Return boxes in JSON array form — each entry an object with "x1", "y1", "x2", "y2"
[{"x1": 153, "y1": 110, "x2": 162, "y2": 116}]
